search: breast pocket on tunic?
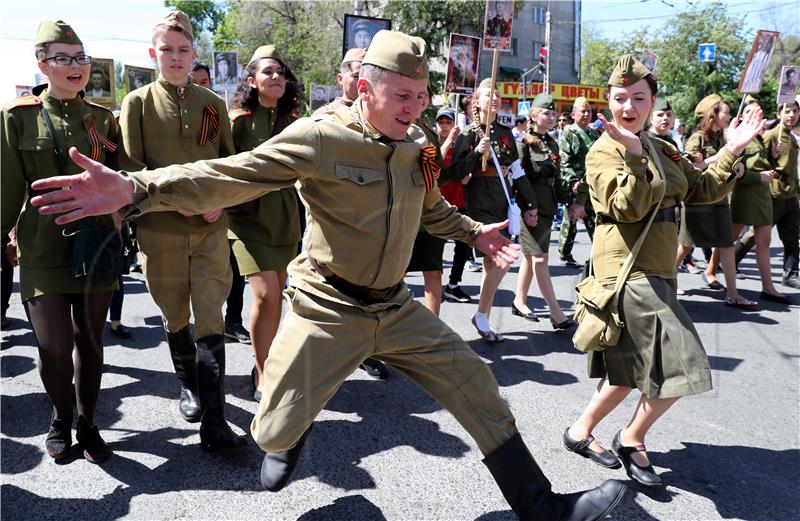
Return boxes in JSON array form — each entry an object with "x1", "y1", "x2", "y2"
[
  {"x1": 335, "y1": 165, "x2": 383, "y2": 186},
  {"x1": 19, "y1": 137, "x2": 58, "y2": 180}
]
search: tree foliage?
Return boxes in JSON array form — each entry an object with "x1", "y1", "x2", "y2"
[{"x1": 164, "y1": 0, "x2": 227, "y2": 36}]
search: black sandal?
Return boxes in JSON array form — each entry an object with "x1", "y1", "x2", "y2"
[
  {"x1": 611, "y1": 430, "x2": 662, "y2": 486},
  {"x1": 563, "y1": 428, "x2": 621, "y2": 469}
]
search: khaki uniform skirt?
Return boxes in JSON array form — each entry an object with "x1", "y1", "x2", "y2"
[
  {"x1": 588, "y1": 276, "x2": 712, "y2": 399},
  {"x1": 678, "y1": 201, "x2": 734, "y2": 247},
  {"x1": 519, "y1": 217, "x2": 553, "y2": 256}
]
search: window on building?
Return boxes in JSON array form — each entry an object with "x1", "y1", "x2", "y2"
[
  {"x1": 511, "y1": 37, "x2": 517, "y2": 56},
  {"x1": 532, "y1": 7, "x2": 545, "y2": 24},
  {"x1": 532, "y1": 40, "x2": 543, "y2": 59}
]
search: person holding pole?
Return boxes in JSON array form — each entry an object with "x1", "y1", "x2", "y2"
[
  {"x1": 29, "y1": 30, "x2": 627, "y2": 520},
  {"x1": 451, "y1": 78, "x2": 538, "y2": 342}
]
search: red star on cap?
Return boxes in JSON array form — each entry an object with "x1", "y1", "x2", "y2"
[
  {"x1": 66, "y1": 31, "x2": 72, "y2": 37},
  {"x1": 415, "y1": 65, "x2": 422, "y2": 73}
]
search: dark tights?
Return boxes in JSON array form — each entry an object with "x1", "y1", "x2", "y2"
[{"x1": 24, "y1": 292, "x2": 113, "y2": 423}]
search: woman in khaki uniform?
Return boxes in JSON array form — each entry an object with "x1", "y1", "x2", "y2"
[
  {"x1": 227, "y1": 46, "x2": 301, "y2": 400},
  {"x1": 730, "y1": 98, "x2": 787, "y2": 303},
  {"x1": 513, "y1": 94, "x2": 575, "y2": 329},
  {"x1": 451, "y1": 79, "x2": 537, "y2": 342},
  {"x1": 1, "y1": 21, "x2": 119, "y2": 463},
  {"x1": 563, "y1": 56, "x2": 763, "y2": 486},
  {"x1": 678, "y1": 95, "x2": 754, "y2": 307}
]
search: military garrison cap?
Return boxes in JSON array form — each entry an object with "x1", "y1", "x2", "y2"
[
  {"x1": 573, "y1": 97, "x2": 590, "y2": 110},
  {"x1": 477, "y1": 78, "x2": 496, "y2": 91},
  {"x1": 156, "y1": 11, "x2": 193, "y2": 40},
  {"x1": 653, "y1": 98, "x2": 672, "y2": 112},
  {"x1": 694, "y1": 94, "x2": 723, "y2": 117},
  {"x1": 532, "y1": 94, "x2": 555, "y2": 110},
  {"x1": 248, "y1": 45, "x2": 283, "y2": 67},
  {"x1": 363, "y1": 30, "x2": 428, "y2": 81},
  {"x1": 342, "y1": 47, "x2": 367, "y2": 66},
  {"x1": 36, "y1": 20, "x2": 82, "y2": 46},
  {"x1": 742, "y1": 94, "x2": 760, "y2": 106},
  {"x1": 608, "y1": 54, "x2": 652, "y2": 87}
]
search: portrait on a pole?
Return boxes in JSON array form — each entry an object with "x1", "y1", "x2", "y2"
[
  {"x1": 213, "y1": 51, "x2": 239, "y2": 86},
  {"x1": 482, "y1": 0, "x2": 514, "y2": 52},
  {"x1": 85, "y1": 58, "x2": 115, "y2": 106},
  {"x1": 777, "y1": 65, "x2": 799, "y2": 104},
  {"x1": 739, "y1": 30, "x2": 780, "y2": 94},
  {"x1": 342, "y1": 14, "x2": 391, "y2": 59},
  {"x1": 125, "y1": 65, "x2": 155, "y2": 93},
  {"x1": 445, "y1": 33, "x2": 480, "y2": 95}
]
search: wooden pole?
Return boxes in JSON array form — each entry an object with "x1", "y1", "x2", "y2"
[
  {"x1": 482, "y1": 48, "x2": 500, "y2": 171},
  {"x1": 736, "y1": 94, "x2": 747, "y2": 118},
  {"x1": 455, "y1": 93, "x2": 461, "y2": 129}
]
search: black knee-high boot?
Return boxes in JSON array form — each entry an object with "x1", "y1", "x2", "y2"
[
  {"x1": 195, "y1": 334, "x2": 246, "y2": 452},
  {"x1": 483, "y1": 433, "x2": 626, "y2": 521},
  {"x1": 166, "y1": 326, "x2": 201, "y2": 423}
]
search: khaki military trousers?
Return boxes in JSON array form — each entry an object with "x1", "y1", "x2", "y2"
[
  {"x1": 138, "y1": 227, "x2": 232, "y2": 338},
  {"x1": 251, "y1": 286, "x2": 517, "y2": 455}
]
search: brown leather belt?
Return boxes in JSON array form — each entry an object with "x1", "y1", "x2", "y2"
[
  {"x1": 471, "y1": 166, "x2": 504, "y2": 178},
  {"x1": 595, "y1": 206, "x2": 679, "y2": 226},
  {"x1": 529, "y1": 177, "x2": 556, "y2": 186},
  {"x1": 309, "y1": 256, "x2": 401, "y2": 304}
]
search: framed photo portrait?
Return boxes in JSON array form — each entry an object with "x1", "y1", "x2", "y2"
[
  {"x1": 213, "y1": 51, "x2": 239, "y2": 86},
  {"x1": 777, "y1": 65, "x2": 799, "y2": 104},
  {"x1": 739, "y1": 30, "x2": 780, "y2": 94},
  {"x1": 309, "y1": 83, "x2": 338, "y2": 112},
  {"x1": 85, "y1": 58, "x2": 115, "y2": 106},
  {"x1": 445, "y1": 33, "x2": 481, "y2": 95},
  {"x1": 124, "y1": 65, "x2": 155, "y2": 93},
  {"x1": 342, "y1": 14, "x2": 391, "y2": 59},
  {"x1": 483, "y1": 0, "x2": 515, "y2": 51},
  {"x1": 641, "y1": 49, "x2": 658, "y2": 73}
]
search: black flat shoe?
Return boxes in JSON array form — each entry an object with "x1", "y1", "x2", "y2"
[
  {"x1": 252, "y1": 366, "x2": 263, "y2": 402},
  {"x1": 563, "y1": 428, "x2": 621, "y2": 469},
  {"x1": 76, "y1": 416, "x2": 111, "y2": 464},
  {"x1": 550, "y1": 317, "x2": 576, "y2": 331},
  {"x1": 359, "y1": 357, "x2": 389, "y2": 379},
  {"x1": 511, "y1": 303, "x2": 539, "y2": 321},
  {"x1": 110, "y1": 324, "x2": 132, "y2": 339},
  {"x1": 760, "y1": 291, "x2": 790, "y2": 304},
  {"x1": 45, "y1": 415, "x2": 72, "y2": 460},
  {"x1": 612, "y1": 430, "x2": 662, "y2": 486}
]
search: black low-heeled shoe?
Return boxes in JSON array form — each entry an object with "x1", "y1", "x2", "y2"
[
  {"x1": 611, "y1": 430, "x2": 662, "y2": 486},
  {"x1": 251, "y1": 367, "x2": 262, "y2": 402},
  {"x1": 511, "y1": 303, "x2": 539, "y2": 321},
  {"x1": 563, "y1": 428, "x2": 621, "y2": 469},
  {"x1": 550, "y1": 316, "x2": 576, "y2": 331}
]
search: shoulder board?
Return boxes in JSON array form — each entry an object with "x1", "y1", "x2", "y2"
[
  {"x1": 229, "y1": 108, "x2": 252, "y2": 122},
  {"x1": 3, "y1": 95, "x2": 42, "y2": 112},
  {"x1": 82, "y1": 98, "x2": 114, "y2": 114}
]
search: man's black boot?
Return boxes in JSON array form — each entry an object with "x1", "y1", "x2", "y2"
[
  {"x1": 260, "y1": 424, "x2": 313, "y2": 492},
  {"x1": 196, "y1": 334, "x2": 247, "y2": 453},
  {"x1": 166, "y1": 327, "x2": 201, "y2": 423},
  {"x1": 483, "y1": 432, "x2": 626, "y2": 521}
]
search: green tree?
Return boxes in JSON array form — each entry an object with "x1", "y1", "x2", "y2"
[
  {"x1": 164, "y1": 0, "x2": 227, "y2": 36},
  {"x1": 114, "y1": 61, "x2": 127, "y2": 108},
  {"x1": 579, "y1": 26, "x2": 620, "y2": 86}
]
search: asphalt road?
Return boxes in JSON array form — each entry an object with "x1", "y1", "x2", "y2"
[{"x1": 2, "y1": 228, "x2": 799, "y2": 521}]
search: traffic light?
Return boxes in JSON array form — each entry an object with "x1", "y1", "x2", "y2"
[{"x1": 538, "y1": 47, "x2": 548, "y2": 69}]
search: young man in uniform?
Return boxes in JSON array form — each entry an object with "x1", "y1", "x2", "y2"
[
  {"x1": 312, "y1": 47, "x2": 365, "y2": 116},
  {"x1": 736, "y1": 100, "x2": 800, "y2": 289},
  {"x1": 117, "y1": 11, "x2": 245, "y2": 453},
  {"x1": 33, "y1": 30, "x2": 626, "y2": 521},
  {"x1": 558, "y1": 97, "x2": 599, "y2": 268}
]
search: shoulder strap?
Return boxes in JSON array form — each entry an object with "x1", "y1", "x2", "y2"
[
  {"x1": 38, "y1": 105, "x2": 68, "y2": 176},
  {"x1": 610, "y1": 136, "x2": 667, "y2": 297}
]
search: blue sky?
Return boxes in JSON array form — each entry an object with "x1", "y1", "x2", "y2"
[{"x1": 1, "y1": 0, "x2": 796, "y2": 99}]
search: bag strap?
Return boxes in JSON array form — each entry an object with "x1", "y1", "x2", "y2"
[
  {"x1": 489, "y1": 146, "x2": 514, "y2": 207},
  {"x1": 610, "y1": 135, "x2": 667, "y2": 297},
  {"x1": 38, "y1": 105, "x2": 68, "y2": 176}
]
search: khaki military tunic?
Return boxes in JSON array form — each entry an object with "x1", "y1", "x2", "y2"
[
  {"x1": 311, "y1": 95, "x2": 354, "y2": 116},
  {"x1": 731, "y1": 136, "x2": 772, "y2": 225},
  {"x1": 1, "y1": 88, "x2": 118, "y2": 301},
  {"x1": 228, "y1": 105, "x2": 300, "y2": 274},
  {"x1": 119, "y1": 78, "x2": 235, "y2": 338},
  {"x1": 516, "y1": 130, "x2": 569, "y2": 254},
  {"x1": 558, "y1": 123, "x2": 599, "y2": 258},
  {"x1": 585, "y1": 132, "x2": 742, "y2": 398},
  {"x1": 122, "y1": 100, "x2": 517, "y2": 455},
  {"x1": 681, "y1": 130, "x2": 734, "y2": 247}
]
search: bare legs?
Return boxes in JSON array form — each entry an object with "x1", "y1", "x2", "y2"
[
  {"x1": 421, "y1": 270, "x2": 442, "y2": 316},
  {"x1": 569, "y1": 378, "x2": 680, "y2": 466},
  {"x1": 513, "y1": 253, "x2": 568, "y2": 322},
  {"x1": 706, "y1": 247, "x2": 747, "y2": 300},
  {"x1": 248, "y1": 270, "x2": 287, "y2": 389},
  {"x1": 732, "y1": 223, "x2": 782, "y2": 296},
  {"x1": 477, "y1": 256, "x2": 510, "y2": 316}
]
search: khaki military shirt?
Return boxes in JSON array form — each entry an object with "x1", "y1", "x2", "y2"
[
  {"x1": 587, "y1": 132, "x2": 740, "y2": 285},
  {"x1": 516, "y1": 131, "x2": 570, "y2": 217},
  {"x1": 1, "y1": 88, "x2": 118, "y2": 300},
  {"x1": 119, "y1": 78, "x2": 235, "y2": 234},
  {"x1": 123, "y1": 100, "x2": 482, "y2": 308},
  {"x1": 730, "y1": 135, "x2": 772, "y2": 224},
  {"x1": 227, "y1": 105, "x2": 300, "y2": 246},
  {"x1": 685, "y1": 130, "x2": 724, "y2": 166},
  {"x1": 763, "y1": 125, "x2": 798, "y2": 199},
  {"x1": 311, "y1": 96, "x2": 354, "y2": 116},
  {"x1": 559, "y1": 123, "x2": 598, "y2": 205}
]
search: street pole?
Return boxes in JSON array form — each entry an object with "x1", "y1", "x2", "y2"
[{"x1": 544, "y1": 7, "x2": 552, "y2": 94}]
